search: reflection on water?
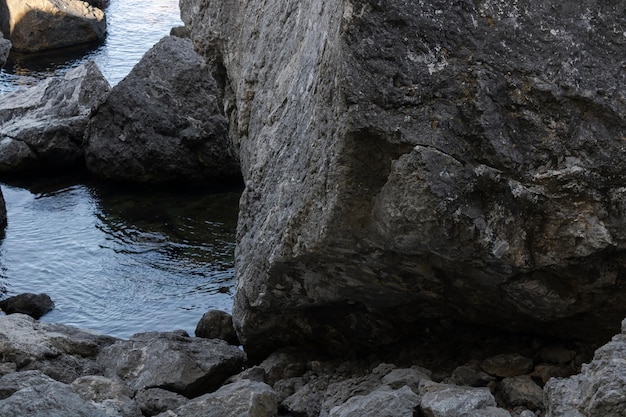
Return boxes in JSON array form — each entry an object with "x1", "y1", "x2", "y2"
[
  {"x1": 0, "y1": 180, "x2": 240, "y2": 339},
  {"x1": 0, "y1": 0, "x2": 182, "y2": 93}
]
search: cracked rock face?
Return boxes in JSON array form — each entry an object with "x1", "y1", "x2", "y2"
[{"x1": 182, "y1": 0, "x2": 626, "y2": 358}]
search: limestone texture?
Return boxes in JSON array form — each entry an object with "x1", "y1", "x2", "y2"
[
  {"x1": 0, "y1": 60, "x2": 110, "y2": 174},
  {"x1": 0, "y1": 31, "x2": 10, "y2": 68},
  {"x1": 0, "y1": 0, "x2": 106, "y2": 53},
  {"x1": 85, "y1": 36, "x2": 239, "y2": 186},
  {"x1": 182, "y1": 0, "x2": 626, "y2": 358}
]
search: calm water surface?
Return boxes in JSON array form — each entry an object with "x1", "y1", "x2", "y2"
[{"x1": 0, "y1": 1, "x2": 238, "y2": 339}]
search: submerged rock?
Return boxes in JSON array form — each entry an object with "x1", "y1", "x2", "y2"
[
  {"x1": 0, "y1": 0, "x2": 106, "y2": 53},
  {"x1": 181, "y1": 0, "x2": 626, "y2": 358},
  {"x1": 0, "y1": 293, "x2": 54, "y2": 319},
  {"x1": 0, "y1": 60, "x2": 110, "y2": 174},
  {"x1": 85, "y1": 35, "x2": 240, "y2": 186}
]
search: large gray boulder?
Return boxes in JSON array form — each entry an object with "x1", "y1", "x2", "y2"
[
  {"x1": 182, "y1": 0, "x2": 626, "y2": 358},
  {"x1": 85, "y1": 35, "x2": 239, "y2": 186},
  {"x1": 0, "y1": 60, "x2": 110, "y2": 174},
  {"x1": 97, "y1": 330, "x2": 246, "y2": 398},
  {"x1": 0, "y1": 0, "x2": 106, "y2": 53},
  {"x1": 544, "y1": 318, "x2": 626, "y2": 417},
  {"x1": 0, "y1": 31, "x2": 10, "y2": 68}
]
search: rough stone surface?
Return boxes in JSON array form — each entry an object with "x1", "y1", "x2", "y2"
[
  {"x1": 497, "y1": 375, "x2": 544, "y2": 411},
  {"x1": 0, "y1": 60, "x2": 110, "y2": 174},
  {"x1": 97, "y1": 330, "x2": 245, "y2": 398},
  {"x1": 155, "y1": 379, "x2": 278, "y2": 417},
  {"x1": 0, "y1": 314, "x2": 118, "y2": 383},
  {"x1": 135, "y1": 387, "x2": 188, "y2": 416},
  {"x1": 85, "y1": 35, "x2": 239, "y2": 186},
  {"x1": 0, "y1": 293, "x2": 54, "y2": 319},
  {"x1": 419, "y1": 381, "x2": 498, "y2": 417},
  {"x1": 459, "y1": 407, "x2": 512, "y2": 417},
  {"x1": 71, "y1": 375, "x2": 143, "y2": 417},
  {"x1": 328, "y1": 386, "x2": 420, "y2": 417},
  {"x1": 0, "y1": 0, "x2": 106, "y2": 53},
  {"x1": 544, "y1": 325, "x2": 626, "y2": 417},
  {"x1": 0, "y1": 374, "x2": 108, "y2": 417},
  {"x1": 182, "y1": 0, "x2": 626, "y2": 358},
  {"x1": 194, "y1": 310, "x2": 239, "y2": 345},
  {"x1": 481, "y1": 354, "x2": 534, "y2": 378},
  {"x1": 0, "y1": 31, "x2": 10, "y2": 68}
]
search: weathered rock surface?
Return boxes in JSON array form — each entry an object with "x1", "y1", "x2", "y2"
[
  {"x1": 419, "y1": 381, "x2": 498, "y2": 417},
  {"x1": 328, "y1": 385, "x2": 420, "y2": 417},
  {"x1": 0, "y1": 293, "x2": 54, "y2": 319},
  {"x1": 71, "y1": 375, "x2": 143, "y2": 417},
  {"x1": 194, "y1": 309, "x2": 239, "y2": 345},
  {"x1": 182, "y1": 0, "x2": 626, "y2": 357},
  {"x1": 85, "y1": 35, "x2": 239, "y2": 185},
  {"x1": 0, "y1": 31, "x2": 10, "y2": 68},
  {"x1": 0, "y1": 0, "x2": 106, "y2": 53},
  {"x1": 97, "y1": 330, "x2": 246, "y2": 398},
  {"x1": 544, "y1": 318, "x2": 626, "y2": 416},
  {"x1": 0, "y1": 60, "x2": 110, "y2": 174},
  {"x1": 0, "y1": 314, "x2": 118, "y2": 383}
]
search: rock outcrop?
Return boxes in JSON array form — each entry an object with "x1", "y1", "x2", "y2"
[
  {"x1": 85, "y1": 35, "x2": 240, "y2": 186},
  {"x1": 0, "y1": 293, "x2": 54, "y2": 319},
  {"x1": 0, "y1": 60, "x2": 110, "y2": 174},
  {"x1": 0, "y1": 0, "x2": 106, "y2": 53},
  {"x1": 0, "y1": 31, "x2": 10, "y2": 68},
  {"x1": 181, "y1": 0, "x2": 626, "y2": 358}
]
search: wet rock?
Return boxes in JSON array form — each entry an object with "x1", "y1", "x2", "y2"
[
  {"x1": 0, "y1": 314, "x2": 118, "y2": 383},
  {"x1": 135, "y1": 388, "x2": 188, "y2": 416},
  {"x1": 497, "y1": 375, "x2": 544, "y2": 411},
  {"x1": 195, "y1": 310, "x2": 239, "y2": 345},
  {"x1": 0, "y1": 374, "x2": 108, "y2": 417},
  {"x1": 182, "y1": 0, "x2": 626, "y2": 358},
  {"x1": 481, "y1": 354, "x2": 534, "y2": 378},
  {"x1": 0, "y1": 293, "x2": 54, "y2": 319},
  {"x1": 1, "y1": 0, "x2": 106, "y2": 53},
  {"x1": 544, "y1": 318, "x2": 626, "y2": 417},
  {"x1": 0, "y1": 61, "x2": 110, "y2": 174},
  {"x1": 154, "y1": 379, "x2": 278, "y2": 417},
  {"x1": 328, "y1": 386, "x2": 420, "y2": 417},
  {"x1": 0, "y1": 32, "x2": 10, "y2": 68},
  {"x1": 71, "y1": 375, "x2": 142, "y2": 417},
  {"x1": 419, "y1": 381, "x2": 498, "y2": 417},
  {"x1": 97, "y1": 330, "x2": 245, "y2": 398},
  {"x1": 85, "y1": 36, "x2": 239, "y2": 186}
]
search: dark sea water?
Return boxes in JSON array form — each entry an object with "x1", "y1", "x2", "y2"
[{"x1": 0, "y1": 1, "x2": 240, "y2": 339}]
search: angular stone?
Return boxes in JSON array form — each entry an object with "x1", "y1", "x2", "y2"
[
  {"x1": 97, "y1": 330, "x2": 245, "y2": 398},
  {"x1": 0, "y1": 31, "x2": 10, "y2": 68},
  {"x1": 459, "y1": 407, "x2": 511, "y2": 417},
  {"x1": 195, "y1": 310, "x2": 239, "y2": 345},
  {"x1": 181, "y1": 0, "x2": 626, "y2": 359},
  {"x1": 497, "y1": 375, "x2": 544, "y2": 411},
  {"x1": 0, "y1": 314, "x2": 118, "y2": 383},
  {"x1": 481, "y1": 354, "x2": 534, "y2": 378},
  {"x1": 85, "y1": 36, "x2": 239, "y2": 186},
  {"x1": 328, "y1": 386, "x2": 420, "y2": 417},
  {"x1": 135, "y1": 387, "x2": 188, "y2": 416},
  {"x1": 155, "y1": 380, "x2": 278, "y2": 417},
  {"x1": 0, "y1": 61, "x2": 110, "y2": 174},
  {"x1": 419, "y1": 381, "x2": 497, "y2": 417},
  {"x1": 448, "y1": 364, "x2": 493, "y2": 387},
  {"x1": 71, "y1": 375, "x2": 142, "y2": 417},
  {"x1": 1, "y1": 0, "x2": 106, "y2": 53}
]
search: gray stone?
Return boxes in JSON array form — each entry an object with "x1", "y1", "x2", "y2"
[
  {"x1": 0, "y1": 60, "x2": 110, "y2": 174},
  {"x1": 459, "y1": 407, "x2": 512, "y2": 417},
  {"x1": 0, "y1": 370, "x2": 57, "y2": 400},
  {"x1": 481, "y1": 354, "x2": 534, "y2": 378},
  {"x1": 71, "y1": 375, "x2": 142, "y2": 417},
  {"x1": 85, "y1": 36, "x2": 239, "y2": 186},
  {"x1": 419, "y1": 381, "x2": 497, "y2": 417},
  {"x1": 135, "y1": 388, "x2": 188, "y2": 416},
  {"x1": 0, "y1": 314, "x2": 118, "y2": 383},
  {"x1": 0, "y1": 0, "x2": 106, "y2": 53},
  {"x1": 328, "y1": 386, "x2": 420, "y2": 417},
  {"x1": 544, "y1": 327, "x2": 626, "y2": 417},
  {"x1": 181, "y1": 0, "x2": 626, "y2": 358},
  {"x1": 498, "y1": 375, "x2": 544, "y2": 411},
  {"x1": 195, "y1": 310, "x2": 239, "y2": 345},
  {"x1": 448, "y1": 364, "x2": 493, "y2": 387},
  {"x1": 97, "y1": 330, "x2": 245, "y2": 398},
  {"x1": 0, "y1": 293, "x2": 54, "y2": 319},
  {"x1": 381, "y1": 367, "x2": 432, "y2": 392},
  {"x1": 0, "y1": 378, "x2": 108, "y2": 417},
  {"x1": 0, "y1": 31, "x2": 10, "y2": 68},
  {"x1": 155, "y1": 379, "x2": 278, "y2": 417}
]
